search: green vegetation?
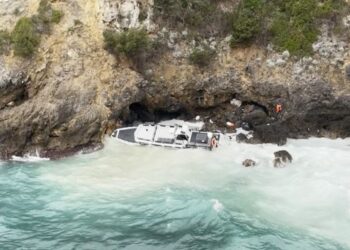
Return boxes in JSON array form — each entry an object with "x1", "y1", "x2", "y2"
[
  {"x1": 270, "y1": 0, "x2": 321, "y2": 56},
  {"x1": 103, "y1": 29, "x2": 150, "y2": 57},
  {"x1": 231, "y1": 0, "x2": 262, "y2": 45},
  {"x1": 33, "y1": 0, "x2": 64, "y2": 33},
  {"x1": 153, "y1": 0, "x2": 347, "y2": 56},
  {"x1": 51, "y1": 9, "x2": 64, "y2": 24},
  {"x1": 189, "y1": 46, "x2": 216, "y2": 67},
  {"x1": 153, "y1": 0, "x2": 230, "y2": 36},
  {"x1": 0, "y1": 30, "x2": 11, "y2": 54},
  {"x1": 11, "y1": 17, "x2": 40, "y2": 57},
  {"x1": 230, "y1": 0, "x2": 348, "y2": 56},
  {"x1": 315, "y1": 0, "x2": 344, "y2": 18},
  {"x1": 2, "y1": 0, "x2": 63, "y2": 57},
  {"x1": 154, "y1": 0, "x2": 212, "y2": 27}
]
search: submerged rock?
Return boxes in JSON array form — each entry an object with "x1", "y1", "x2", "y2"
[
  {"x1": 242, "y1": 159, "x2": 256, "y2": 167},
  {"x1": 273, "y1": 150, "x2": 293, "y2": 168}
]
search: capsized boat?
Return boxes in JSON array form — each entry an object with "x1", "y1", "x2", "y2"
[{"x1": 112, "y1": 120, "x2": 222, "y2": 149}]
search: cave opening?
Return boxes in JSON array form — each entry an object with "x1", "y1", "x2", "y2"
[
  {"x1": 127, "y1": 103, "x2": 154, "y2": 123},
  {"x1": 241, "y1": 101, "x2": 269, "y2": 115},
  {"x1": 126, "y1": 102, "x2": 189, "y2": 125}
]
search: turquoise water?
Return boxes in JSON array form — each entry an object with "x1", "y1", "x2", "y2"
[{"x1": 1, "y1": 138, "x2": 350, "y2": 250}]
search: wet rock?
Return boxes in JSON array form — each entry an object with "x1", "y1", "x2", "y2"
[
  {"x1": 252, "y1": 122, "x2": 287, "y2": 145},
  {"x1": 236, "y1": 133, "x2": 248, "y2": 143},
  {"x1": 242, "y1": 109, "x2": 268, "y2": 126},
  {"x1": 242, "y1": 159, "x2": 256, "y2": 167},
  {"x1": 273, "y1": 150, "x2": 293, "y2": 167},
  {"x1": 240, "y1": 122, "x2": 251, "y2": 131}
]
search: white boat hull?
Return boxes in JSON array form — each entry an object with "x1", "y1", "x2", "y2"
[{"x1": 112, "y1": 121, "x2": 221, "y2": 150}]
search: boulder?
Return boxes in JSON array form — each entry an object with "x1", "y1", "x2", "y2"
[
  {"x1": 236, "y1": 133, "x2": 248, "y2": 143},
  {"x1": 252, "y1": 122, "x2": 287, "y2": 145},
  {"x1": 242, "y1": 109, "x2": 268, "y2": 126},
  {"x1": 273, "y1": 150, "x2": 293, "y2": 167},
  {"x1": 242, "y1": 159, "x2": 256, "y2": 167},
  {"x1": 240, "y1": 122, "x2": 251, "y2": 131}
]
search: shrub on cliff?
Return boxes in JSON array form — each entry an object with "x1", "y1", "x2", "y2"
[
  {"x1": 230, "y1": 0, "x2": 347, "y2": 56},
  {"x1": 51, "y1": 9, "x2": 64, "y2": 24},
  {"x1": 189, "y1": 46, "x2": 216, "y2": 67},
  {"x1": 103, "y1": 29, "x2": 150, "y2": 58},
  {"x1": 33, "y1": 0, "x2": 64, "y2": 33},
  {"x1": 12, "y1": 17, "x2": 40, "y2": 57},
  {"x1": 230, "y1": 0, "x2": 262, "y2": 46},
  {"x1": 3, "y1": 0, "x2": 63, "y2": 58},
  {"x1": 270, "y1": 0, "x2": 320, "y2": 56},
  {"x1": 0, "y1": 30, "x2": 11, "y2": 55},
  {"x1": 153, "y1": 0, "x2": 230, "y2": 37}
]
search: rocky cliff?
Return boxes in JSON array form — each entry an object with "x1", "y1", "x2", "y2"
[{"x1": 1, "y1": 0, "x2": 350, "y2": 159}]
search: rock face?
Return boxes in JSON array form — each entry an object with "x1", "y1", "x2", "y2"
[
  {"x1": 0, "y1": 0, "x2": 350, "y2": 159},
  {"x1": 273, "y1": 150, "x2": 293, "y2": 168}
]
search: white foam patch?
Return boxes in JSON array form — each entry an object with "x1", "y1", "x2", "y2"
[
  {"x1": 211, "y1": 199, "x2": 224, "y2": 212},
  {"x1": 11, "y1": 151, "x2": 50, "y2": 162}
]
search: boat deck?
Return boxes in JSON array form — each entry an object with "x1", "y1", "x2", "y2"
[{"x1": 117, "y1": 128, "x2": 137, "y2": 143}]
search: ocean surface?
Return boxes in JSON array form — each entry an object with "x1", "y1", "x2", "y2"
[{"x1": 0, "y1": 137, "x2": 350, "y2": 250}]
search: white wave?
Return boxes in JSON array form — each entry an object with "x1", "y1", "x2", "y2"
[{"x1": 11, "y1": 150, "x2": 50, "y2": 162}]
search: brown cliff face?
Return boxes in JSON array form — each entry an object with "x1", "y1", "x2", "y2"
[{"x1": 0, "y1": 0, "x2": 350, "y2": 159}]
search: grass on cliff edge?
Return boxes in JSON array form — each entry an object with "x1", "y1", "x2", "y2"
[{"x1": 231, "y1": 0, "x2": 347, "y2": 56}]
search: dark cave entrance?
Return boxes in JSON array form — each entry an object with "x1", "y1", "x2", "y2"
[
  {"x1": 126, "y1": 102, "x2": 189, "y2": 124},
  {"x1": 241, "y1": 101, "x2": 269, "y2": 115}
]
